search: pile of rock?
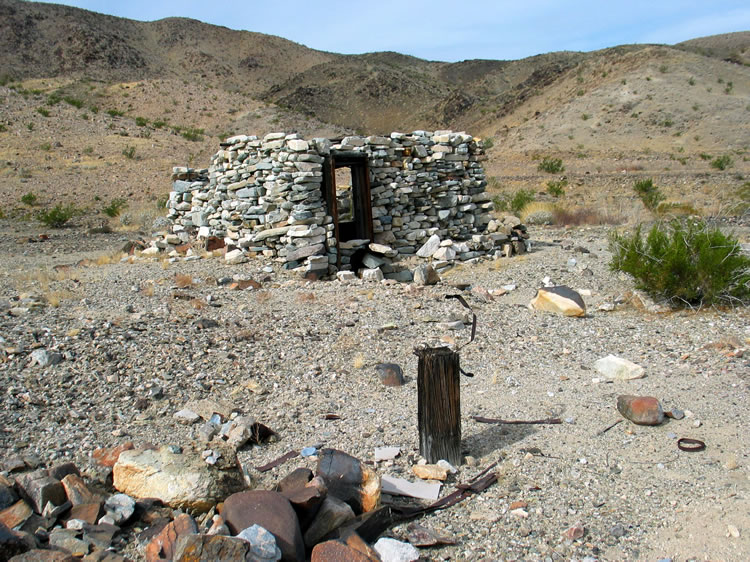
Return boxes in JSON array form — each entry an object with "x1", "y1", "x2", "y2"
[
  {"x1": 158, "y1": 131, "x2": 509, "y2": 278},
  {"x1": 0, "y1": 443, "x2": 409, "y2": 561}
]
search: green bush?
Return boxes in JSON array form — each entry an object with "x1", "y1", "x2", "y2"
[
  {"x1": 538, "y1": 157, "x2": 564, "y2": 174},
  {"x1": 181, "y1": 127, "x2": 205, "y2": 142},
  {"x1": 107, "y1": 109, "x2": 124, "y2": 117},
  {"x1": 633, "y1": 178, "x2": 664, "y2": 211},
  {"x1": 46, "y1": 94, "x2": 62, "y2": 106},
  {"x1": 492, "y1": 190, "x2": 535, "y2": 214},
  {"x1": 38, "y1": 204, "x2": 76, "y2": 228},
  {"x1": 20, "y1": 192, "x2": 37, "y2": 206},
  {"x1": 36, "y1": 107, "x2": 50, "y2": 117},
  {"x1": 103, "y1": 198, "x2": 128, "y2": 218},
  {"x1": 63, "y1": 96, "x2": 84, "y2": 109},
  {"x1": 547, "y1": 179, "x2": 567, "y2": 197},
  {"x1": 711, "y1": 154, "x2": 734, "y2": 170},
  {"x1": 482, "y1": 137, "x2": 494, "y2": 150},
  {"x1": 122, "y1": 145, "x2": 136, "y2": 159},
  {"x1": 135, "y1": 116, "x2": 149, "y2": 127},
  {"x1": 609, "y1": 220, "x2": 750, "y2": 306}
]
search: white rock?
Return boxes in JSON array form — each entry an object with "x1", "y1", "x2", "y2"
[
  {"x1": 593, "y1": 354, "x2": 645, "y2": 380},
  {"x1": 362, "y1": 268, "x2": 384, "y2": 282},
  {"x1": 416, "y1": 234, "x2": 441, "y2": 258},
  {"x1": 373, "y1": 537, "x2": 420, "y2": 562}
]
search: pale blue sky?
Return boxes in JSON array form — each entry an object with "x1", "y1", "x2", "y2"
[{"x1": 49, "y1": 1, "x2": 750, "y2": 62}]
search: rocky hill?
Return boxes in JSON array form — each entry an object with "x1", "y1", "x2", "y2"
[{"x1": 0, "y1": 0, "x2": 748, "y2": 222}]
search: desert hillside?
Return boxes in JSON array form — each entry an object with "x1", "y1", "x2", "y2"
[{"x1": 0, "y1": 0, "x2": 748, "y2": 223}]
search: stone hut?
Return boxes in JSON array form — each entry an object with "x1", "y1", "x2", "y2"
[{"x1": 166, "y1": 130, "x2": 519, "y2": 279}]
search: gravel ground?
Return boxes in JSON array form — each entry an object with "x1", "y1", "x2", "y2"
[{"x1": 1, "y1": 221, "x2": 749, "y2": 561}]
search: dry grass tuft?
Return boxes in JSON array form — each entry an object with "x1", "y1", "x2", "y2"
[
  {"x1": 45, "y1": 289, "x2": 75, "y2": 307},
  {"x1": 95, "y1": 252, "x2": 123, "y2": 266},
  {"x1": 552, "y1": 206, "x2": 622, "y2": 226},
  {"x1": 140, "y1": 282, "x2": 155, "y2": 297},
  {"x1": 174, "y1": 273, "x2": 194, "y2": 288},
  {"x1": 255, "y1": 291, "x2": 272, "y2": 303},
  {"x1": 353, "y1": 353, "x2": 366, "y2": 369},
  {"x1": 296, "y1": 292, "x2": 316, "y2": 303},
  {"x1": 190, "y1": 298, "x2": 205, "y2": 310},
  {"x1": 520, "y1": 201, "x2": 557, "y2": 224}
]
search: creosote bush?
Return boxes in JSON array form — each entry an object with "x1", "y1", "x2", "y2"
[
  {"x1": 537, "y1": 157, "x2": 565, "y2": 174},
  {"x1": 609, "y1": 220, "x2": 750, "y2": 307},
  {"x1": 633, "y1": 178, "x2": 664, "y2": 211},
  {"x1": 711, "y1": 154, "x2": 734, "y2": 171},
  {"x1": 38, "y1": 204, "x2": 76, "y2": 228},
  {"x1": 103, "y1": 198, "x2": 128, "y2": 218},
  {"x1": 493, "y1": 189, "x2": 536, "y2": 214}
]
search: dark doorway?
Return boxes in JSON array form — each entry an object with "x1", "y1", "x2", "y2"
[{"x1": 323, "y1": 151, "x2": 374, "y2": 244}]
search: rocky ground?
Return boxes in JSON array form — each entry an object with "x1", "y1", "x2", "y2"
[{"x1": 0, "y1": 220, "x2": 749, "y2": 561}]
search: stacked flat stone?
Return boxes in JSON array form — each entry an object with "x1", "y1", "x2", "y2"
[{"x1": 165, "y1": 131, "x2": 500, "y2": 276}]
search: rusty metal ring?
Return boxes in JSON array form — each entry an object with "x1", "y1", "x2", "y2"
[{"x1": 677, "y1": 438, "x2": 706, "y2": 452}]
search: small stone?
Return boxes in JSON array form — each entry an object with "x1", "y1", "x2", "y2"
[
  {"x1": 725, "y1": 456, "x2": 739, "y2": 470},
  {"x1": 301, "y1": 447, "x2": 317, "y2": 457},
  {"x1": 727, "y1": 524, "x2": 740, "y2": 538},
  {"x1": 617, "y1": 395, "x2": 665, "y2": 425},
  {"x1": 610, "y1": 522, "x2": 627, "y2": 537},
  {"x1": 236, "y1": 524, "x2": 282, "y2": 561},
  {"x1": 412, "y1": 464, "x2": 448, "y2": 481},
  {"x1": 594, "y1": 355, "x2": 645, "y2": 380},
  {"x1": 173, "y1": 409, "x2": 200, "y2": 425},
  {"x1": 693, "y1": 419, "x2": 702, "y2": 428},
  {"x1": 374, "y1": 363, "x2": 405, "y2": 387},
  {"x1": 374, "y1": 447, "x2": 401, "y2": 462},
  {"x1": 412, "y1": 264, "x2": 440, "y2": 286},
  {"x1": 103, "y1": 493, "x2": 135, "y2": 525},
  {"x1": 30, "y1": 349, "x2": 63, "y2": 367},
  {"x1": 373, "y1": 537, "x2": 420, "y2": 562},
  {"x1": 510, "y1": 508, "x2": 528, "y2": 519},
  {"x1": 564, "y1": 521, "x2": 585, "y2": 540}
]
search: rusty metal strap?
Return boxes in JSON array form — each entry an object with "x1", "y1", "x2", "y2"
[
  {"x1": 445, "y1": 294, "x2": 476, "y2": 346},
  {"x1": 254, "y1": 450, "x2": 299, "y2": 472}
]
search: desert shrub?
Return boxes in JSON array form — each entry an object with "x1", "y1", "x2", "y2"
[
  {"x1": 552, "y1": 206, "x2": 620, "y2": 226},
  {"x1": 711, "y1": 154, "x2": 734, "y2": 170},
  {"x1": 538, "y1": 157, "x2": 565, "y2": 174},
  {"x1": 21, "y1": 192, "x2": 37, "y2": 206},
  {"x1": 520, "y1": 201, "x2": 555, "y2": 224},
  {"x1": 122, "y1": 145, "x2": 136, "y2": 159},
  {"x1": 107, "y1": 109, "x2": 124, "y2": 117},
  {"x1": 547, "y1": 179, "x2": 567, "y2": 197},
  {"x1": 633, "y1": 178, "x2": 664, "y2": 211},
  {"x1": 482, "y1": 137, "x2": 494, "y2": 150},
  {"x1": 135, "y1": 116, "x2": 149, "y2": 127},
  {"x1": 181, "y1": 127, "x2": 205, "y2": 142},
  {"x1": 46, "y1": 94, "x2": 62, "y2": 106},
  {"x1": 38, "y1": 204, "x2": 76, "y2": 228},
  {"x1": 103, "y1": 198, "x2": 128, "y2": 218},
  {"x1": 495, "y1": 189, "x2": 537, "y2": 214},
  {"x1": 63, "y1": 96, "x2": 84, "y2": 109},
  {"x1": 656, "y1": 201, "x2": 700, "y2": 216},
  {"x1": 609, "y1": 220, "x2": 750, "y2": 306},
  {"x1": 36, "y1": 107, "x2": 50, "y2": 117},
  {"x1": 40, "y1": 142, "x2": 51, "y2": 151}
]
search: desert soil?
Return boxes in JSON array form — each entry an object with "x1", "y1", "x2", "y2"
[{"x1": 0, "y1": 220, "x2": 749, "y2": 561}]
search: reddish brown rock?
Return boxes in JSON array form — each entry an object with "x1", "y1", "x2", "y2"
[
  {"x1": 61, "y1": 474, "x2": 102, "y2": 506},
  {"x1": 311, "y1": 538, "x2": 380, "y2": 562},
  {"x1": 222, "y1": 490, "x2": 304, "y2": 562},
  {"x1": 374, "y1": 363, "x2": 405, "y2": 387},
  {"x1": 92, "y1": 442, "x2": 135, "y2": 468},
  {"x1": 145, "y1": 513, "x2": 198, "y2": 562},
  {"x1": 564, "y1": 521, "x2": 585, "y2": 540},
  {"x1": 67, "y1": 503, "x2": 102, "y2": 526},
  {"x1": 281, "y1": 478, "x2": 326, "y2": 531},
  {"x1": 16, "y1": 470, "x2": 66, "y2": 513},
  {"x1": 317, "y1": 449, "x2": 381, "y2": 515},
  {"x1": 617, "y1": 395, "x2": 665, "y2": 425},
  {"x1": 0, "y1": 500, "x2": 33, "y2": 530},
  {"x1": 0, "y1": 521, "x2": 30, "y2": 560},
  {"x1": 173, "y1": 534, "x2": 248, "y2": 562},
  {"x1": 303, "y1": 496, "x2": 356, "y2": 547},
  {"x1": 9, "y1": 549, "x2": 77, "y2": 561},
  {"x1": 275, "y1": 468, "x2": 313, "y2": 494},
  {"x1": 228, "y1": 279, "x2": 261, "y2": 291},
  {"x1": 204, "y1": 237, "x2": 225, "y2": 252}
]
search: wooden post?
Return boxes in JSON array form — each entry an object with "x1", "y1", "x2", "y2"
[{"x1": 415, "y1": 347, "x2": 461, "y2": 465}]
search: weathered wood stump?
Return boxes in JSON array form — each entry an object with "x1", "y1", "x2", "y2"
[{"x1": 415, "y1": 347, "x2": 461, "y2": 465}]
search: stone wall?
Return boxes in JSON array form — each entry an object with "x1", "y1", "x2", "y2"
[{"x1": 166, "y1": 130, "x2": 513, "y2": 279}]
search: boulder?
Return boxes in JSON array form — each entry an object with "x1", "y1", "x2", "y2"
[
  {"x1": 15, "y1": 470, "x2": 66, "y2": 513},
  {"x1": 529, "y1": 286, "x2": 585, "y2": 317},
  {"x1": 145, "y1": 513, "x2": 199, "y2": 562},
  {"x1": 317, "y1": 449, "x2": 380, "y2": 515},
  {"x1": 113, "y1": 446, "x2": 245, "y2": 513},
  {"x1": 303, "y1": 496, "x2": 355, "y2": 547},
  {"x1": 222, "y1": 490, "x2": 304, "y2": 562}
]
